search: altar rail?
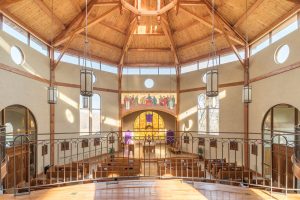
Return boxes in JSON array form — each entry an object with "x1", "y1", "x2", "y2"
[{"x1": 0, "y1": 130, "x2": 299, "y2": 196}]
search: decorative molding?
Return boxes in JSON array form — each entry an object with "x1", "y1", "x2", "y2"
[
  {"x1": 180, "y1": 81, "x2": 244, "y2": 93},
  {"x1": 249, "y1": 61, "x2": 300, "y2": 83},
  {"x1": 0, "y1": 62, "x2": 50, "y2": 84}
]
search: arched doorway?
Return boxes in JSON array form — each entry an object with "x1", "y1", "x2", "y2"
[
  {"x1": 0, "y1": 105, "x2": 37, "y2": 189},
  {"x1": 262, "y1": 104, "x2": 298, "y2": 189},
  {"x1": 133, "y1": 111, "x2": 166, "y2": 139}
]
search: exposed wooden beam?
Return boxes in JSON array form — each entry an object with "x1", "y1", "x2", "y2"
[
  {"x1": 99, "y1": 21, "x2": 126, "y2": 35},
  {"x1": 250, "y1": 5, "x2": 300, "y2": 45},
  {"x1": 128, "y1": 48, "x2": 171, "y2": 53},
  {"x1": 217, "y1": 18, "x2": 245, "y2": 66},
  {"x1": 32, "y1": 0, "x2": 65, "y2": 30},
  {"x1": 79, "y1": 33, "x2": 122, "y2": 50},
  {"x1": 119, "y1": 17, "x2": 138, "y2": 66},
  {"x1": 49, "y1": 47, "x2": 55, "y2": 166},
  {"x1": 0, "y1": 9, "x2": 50, "y2": 46},
  {"x1": 0, "y1": 0, "x2": 23, "y2": 9},
  {"x1": 179, "y1": 5, "x2": 244, "y2": 45},
  {"x1": 53, "y1": 0, "x2": 99, "y2": 46},
  {"x1": 174, "y1": 20, "x2": 198, "y2": 34},
  {"x1": 178, "y1": 33, "x2": 221, "y2": 51},
  {"x1": 180, "y1": 46, "x2": 243, "y2": 66},
  {"x1": 0, "y1": 62, "x2": 49, "y2": 84},
  {"x1": 161, "y1": 17, "x2": 180, "y2": 65},
  {"x1": 132, "y1": 33, "x2": 165, "y2": 36},
  {"x1": 180, "y1": 0, "x2": 205, "y2": 6},
  {"x1": 94, "y1": 1, "x2": 120, "y2": 6},
  {"x1": 121, "y1": 0, "x2": 177, "y2": 16},
  {"x1": 203, "y1": 0, "x2": 246, "y2": 43},
  {"x1": 66, "y1": 48, "x2": 118, "y2": 66},
  {"x1": 53, "y1": 6, "x2": 118, "y2": 47},
  {"x1": 68, "y1": 0, "x2": 82, "y2": 13},
  {"x1": 180, "y1": 81, "x2": 244, "y2": 93},
  {"x1": 234, "y1": 0, "x2": 264, "y2": 28},
  {"x1": 53, "y1": 34, "x2": 77, "y2": 70},
  {"x1": 203, "y1": 0, "x2": 245, "y2": 66},
  {"x1": 124, "y1": 63, "x2": 175, "y2": 67}
]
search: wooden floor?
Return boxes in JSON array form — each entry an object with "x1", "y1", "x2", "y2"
[{"x1": 1, "y1": 179, "x2": 299, "y2": 200}]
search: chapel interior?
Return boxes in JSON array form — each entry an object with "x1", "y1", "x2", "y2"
[{"x1": 1, "y1": 0, "x2": 300, "y2": 199}]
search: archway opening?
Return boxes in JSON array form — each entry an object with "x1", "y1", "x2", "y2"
[
  {"x1": 262, "y1": 104, "x2": 298, "y2": 189},
  {"x1": 0, "y1": 105, "x2": 37, "y2": 189}
]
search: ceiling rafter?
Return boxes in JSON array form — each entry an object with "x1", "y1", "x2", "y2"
[
  {"x1": 0, "y1": 0, "x2": 23, "y2": 10},
  {"x1": 204, "y1": 1, "x2": 245, "y2": 66},
  {"x1": 178, "y1": 33, "x2": 222, "y2": 51},
  {"x1": 53, "y1": 0, "x2": 99, "y2": 46},
  {"x1": 181, "y1": 45, "x2": 243, "y2": 66},
  {"x1": 99, "y1": 21, "x2": 126, "y2": 35},
  {"x1": 202, "y1": 0, "x2": 246, "y2": 43},
  {"x1": 53, "y1": 5, "x2": 118, "y2": 47},
  {"x1": 32, "y1": 0, "x2": 65, "y2": 30},
  {"x1": 128, "y1": 48, "x2": 171, "y2": 53},
  {"x1": 0, "y1": 9, "x2": 50, "y2": 45},
  {"x1": 161, "y1": 16, "x2": 180, "y2": 65},
  {"x1": 79, "y1": 33, "x2": 122, "y2": 50},
  {"x1": 118, "y1": 17, "x2": 138, "y2": 66},
  {"x1": 67, "y1": 0, "x2": 82, "y2": 13},
  {"x1": 53, "y1": 5, "x2": 119, "y2": 69},
  {"x1": 250, "y1": 5, "x2": 300, "y2": 45},
  {"x1": 234, "y1": 0, "x2": 264, "y2": 28},
  {"x1": 179, "y1": 5, "x2": 244, "y2": 46}
]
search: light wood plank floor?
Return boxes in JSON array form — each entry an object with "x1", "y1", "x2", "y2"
[{"x1": 1, "y1": 179, "x2": 299, "y2": 200}]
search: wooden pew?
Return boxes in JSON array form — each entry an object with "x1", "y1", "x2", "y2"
[
  {"x1": 211, "y1": 163, "x2": 236, "y2": 176},
  {"x1": 217, "y1": 170, "x2": 252, "y2": 180}
]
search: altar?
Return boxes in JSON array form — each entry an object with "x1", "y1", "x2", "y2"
[{"x1": 143, "y1": 142, "x2": 156, "y2": 153}]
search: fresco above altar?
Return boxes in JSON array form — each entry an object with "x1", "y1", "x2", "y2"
[{"x1": 121, "y1": 93, "x2": 177, "y2": 112}]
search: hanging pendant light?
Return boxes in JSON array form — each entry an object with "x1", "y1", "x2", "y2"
[
  {"x1": 48, "y1": 86, "x2": 57, "y2": 104},
  {"x1": 243, "y1": 85, "x2": 252, "y2": 103},
  {"x1": 80, "y1": 0, "x2": 93, "y2": 97},
  {"x1": 80, "y1": 69, "x2": 93, "y2": 97},
  {"x1": 206, "y1": 69, "x2": 218, "y2": 97},
  {"x1": 242, "y1": 0, "x2": 251, "y2": 104},
  {"x1": 206, "y1": 0, "x2": 218, "y2": 97},
  {"x1": 47, "y1": 1, "x2": 57, "y2": 104}
]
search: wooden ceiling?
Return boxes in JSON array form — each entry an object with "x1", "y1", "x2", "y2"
[{"x1": 0, "y1": 0, "x2": 299, "y2": 67}]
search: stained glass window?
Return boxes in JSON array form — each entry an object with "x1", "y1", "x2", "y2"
[
  {"x1": 133, "y1": 111, "x2": 165, "y2": 139},
  {"x1": 198, "y1": 94, "x2": 219, "y2": 135}
]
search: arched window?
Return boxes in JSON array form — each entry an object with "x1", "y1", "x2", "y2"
[
  {"x1": 80, "y1": 94, "x2": 101, "y2": 135},
  {"x1": 197, "y1": 94, "x2": 219, "y2": 135}
]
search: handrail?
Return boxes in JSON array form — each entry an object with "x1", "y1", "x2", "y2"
[{"x1": 0, "y1": 132, "x2": 298, "y2": 196}]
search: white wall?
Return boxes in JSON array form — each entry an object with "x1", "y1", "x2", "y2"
[{"x1": 249, "y1": 29, "x2": 300, "y2": 173}]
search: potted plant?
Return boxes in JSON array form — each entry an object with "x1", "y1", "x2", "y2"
[
  {"x1": 109, "y1": 147, "x2": 115, "y2": 161},
  {"x1": 198, "y1": 147, "x2": 204, "y2": 160}
]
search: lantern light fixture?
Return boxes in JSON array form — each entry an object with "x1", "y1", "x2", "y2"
[
  {"x1": 205, "y1": 0, "x2": 219, "y2": 98},
  {"x1": 48, "y1": 86, "x2": 58, "y2": 104},
  {"x1": 243, "y1": 85, "x2": 252, "y2": 103},
  {"x1": 206, "y1": 70, "x2": 218, "y2": 97}
]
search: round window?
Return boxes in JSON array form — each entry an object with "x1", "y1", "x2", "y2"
[
  {"x1": 11, "y1": 46, "x2": 24, "y2": 65},
  {"x1": 144, "y1": 78, "x2": 154, "y2": 89},
  {"x1": 274, "y1": 44, "x2": 289, "y2": 64}
]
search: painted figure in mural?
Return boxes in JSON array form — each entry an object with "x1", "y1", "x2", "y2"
[
  {"x1": 146, "y1": 94, "x2": 153, "y2": 105},
  {"x1": 152, "y1": 96, "x2": 157, "y2": 105},
  {"x1": 168, "y1": 95, "x2": 175, "y2": 109},
  {"x1": 134, "y1": 95, "x2": 138, "y2": 105}
]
